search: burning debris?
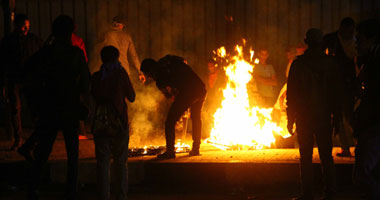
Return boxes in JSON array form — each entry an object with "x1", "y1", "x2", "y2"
[{"x1": 129, "y1": 140, "x2": 190, "y2": 157}]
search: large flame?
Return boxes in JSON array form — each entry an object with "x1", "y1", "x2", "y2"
[{"x1": 206, "y1": 44, "x2": 289, "y2": 150}]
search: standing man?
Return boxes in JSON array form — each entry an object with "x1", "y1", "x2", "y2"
[
  {"x1": 353, "y1": 19, "x2": 380, "y2": 200},
  {"x1": 26, "y1": 15, "x2": 89, "y2": 200},
  {"x1": 253, "y1": 49, "x2": 278, "y2": 107},
  {"x1": 324, "y1": 17, "x2": 357, "y2": 157},
  {"x1": 0, "y1": 14, "x2": 42, "y2": 150},
  {"x1": 103, "y1": 15, "x2": 143, "y2": 80},
  {"x1": 140, "y1": 55, "x2": 206, "y2": 159},
  {"x1": 287, "y1": 29, "x2": 341, "y2": 200}
]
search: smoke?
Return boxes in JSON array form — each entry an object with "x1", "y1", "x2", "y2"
[{"x1": 128, "y1": 80, "x2": 169, "y2": 147}]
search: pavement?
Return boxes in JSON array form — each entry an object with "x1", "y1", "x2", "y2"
[{"x1": 0, "y1": 133, "x2": 362, "y2": 200}]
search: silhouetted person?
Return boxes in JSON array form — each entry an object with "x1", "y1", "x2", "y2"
[
  {"x1": 324, "y1": 17, "x2": 357, "y2": 157},
  {"x1": 17, "y1": 24, "x2": 90, "y2": 160},
  {"x1": 287, "y1": 28, "x2": 342, "y2": 200},
  {"x1": 140, "y1": 55, "x2": 206, "y2": 159},
  {"x1": 0, "y1": 14, "x2": 42, "y2": 150},
  {"x1": 353, "y1": 18, "x2": 380, "y2": 200},
  {"x1": 26, "y1": 15, "x2": 89, "y2": 200},
  {"x1": 91, "y1": 45, "x2": 135, "y2": 200}
]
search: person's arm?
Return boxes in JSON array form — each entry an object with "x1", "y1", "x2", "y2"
[
  {"x1": 254, "y1": 65, "x2": 278, "y2": 86},
  {"x1": 127, "y1": 35, "x2": 141, "y2": 73},
  {"x1": 121, "y1": 68, "x2": 136, "y2": 102},
  {"x1": 0, "y1": 39, "x2": 5, "y2": 93},
  {"x1": 78, "y1": 49, "x2": 90, "y2": 94},
  {"x1": 255, "y1": 74, "x2": 278, "y2": 86},
  {"x1": 286, "y1": 60, "x2": 301, "y2": 135}
]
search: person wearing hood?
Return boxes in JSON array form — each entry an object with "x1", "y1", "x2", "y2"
[
  {"x1": 287, "y1": 28, "x2": 342, "y2": 200},
  {"x1": 91, "y1": 45, "x2": 135, "y2": 200}
]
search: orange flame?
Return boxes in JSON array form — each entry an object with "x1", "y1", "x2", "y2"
[{"x1": 206, "y1": 44, "x2": 289, "y2": 149}]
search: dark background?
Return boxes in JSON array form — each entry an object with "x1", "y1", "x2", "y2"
[{"x1": 1, "y1": 0, "x2": 379, "y2": 84}]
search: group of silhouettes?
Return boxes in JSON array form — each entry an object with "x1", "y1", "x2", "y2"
[{"x1": 0, "y1": 12, "x2": 379, "y2": 200}]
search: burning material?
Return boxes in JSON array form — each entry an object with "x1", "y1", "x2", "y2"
[
  {"x1": 129, "y1": 139, "x2": 190, "y2": 157},
  {"x1": 206, "y1": 43, "x2": 291, "y2": 150},
  {"x1": 175, "y1": 140, "x2": 191, "y2": 153}
]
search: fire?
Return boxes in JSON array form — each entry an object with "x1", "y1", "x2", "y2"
[
  {"x1": 175, "y1": 139, "x2": 191, "y2": 153},
  {"x1": 206, "y1": 44, "x2": 289, "y2": 149}
]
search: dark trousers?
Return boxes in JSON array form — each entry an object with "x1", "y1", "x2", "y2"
[
  {"x1": 94, "y1": 130, "x2": 129, "y2": 200},
  {"x1": 338, "y1": 114, "x2": 354, "y2": 153},
  {"x1": 165, "y1": 92, "x2": 206, "y2": 152},
  {"x1": 8, "y1": 83, "x2": 22, "y2": 141},
  {"x1": 354, "y1": 126, "x2": 380, "y2": 200},
  {"x1": 296, "y1": 122, "x2": 336, "y2": 197},
  {"x1": 30, "y1": 119, "x2": 79, "y2": 199}
]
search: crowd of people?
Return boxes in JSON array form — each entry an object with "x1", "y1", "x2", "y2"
[{"x1": 0, "y1": 12, "x2": 379, "y2": 200}]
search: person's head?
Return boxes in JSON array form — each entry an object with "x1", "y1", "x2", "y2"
[
  {"x1": 112, "y1": 15, "x2": 126, "y2": 30},
  {"x1": 258, "y1": 49, "x2": 269, "y2": 64},
  {"x1": 304, "y1": 28, "x2": 324, "y2": 49},
  {"x1": 140, "y1": 58, "x2": 160, "y2": 80},
  {"x1": 52, "y1": 15, "x2": 74, "y2": 40},
  {"x1": 14, "y1": 14, "x2": 30, "y2": 35},
  {"x1": 356, "y1": 19, "x2": 380, "y2": 56},
  {"x1": 101, "y1": 46, "x2": 120, "y2": 64},
  {"x1": 338, "y1": 17, "x2": 355, "y2": 40}
]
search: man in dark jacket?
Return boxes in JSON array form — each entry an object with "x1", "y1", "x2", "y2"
[
  {"x1": 353, "y1": 19, "x2": 380, "y2": 200},
  {"x1": 324, "y1": 17, "x2": 356, "y2": 157},
  {"x1": 0, "y1": 14, "x2": 42, "y2": 150},
  {"x1": 26, "y1": 15, "x2": 89, "y2": 200},
  {"x1": 287, "y1": 28, "x2": 342, "y2": 200},
  {"x1": 141, "y1": 55, "x2": 207, "y2": 159}
]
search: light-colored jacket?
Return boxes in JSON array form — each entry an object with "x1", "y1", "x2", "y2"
[{"x1": 103, "y1": 27, "x2": 140, "y2": 75}]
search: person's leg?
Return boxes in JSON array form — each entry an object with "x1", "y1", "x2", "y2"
[
  {"x1": 17, "y1": 125, "x2": 42, "y2": 162},
  {"x1": 30, "y1": 121, "x2": 58, "y2": 197},
  {"x1": 94, "y1": 134, "x2": 112, "y2": 200},
  {"x1": 190, "y1": 95, "x2": 205, "y2": 154},
  {"x1": 163, "y1": 96, "x2": 192, "y2": 156},
  {"x1": 62, "y1": 121, "x2": 79, "y2": 200},
  {"x1": 111, "y1": 129, "x2": 129, "y2": 200},
  {"x1": 337, "y1": 115, "x2": 354, "y2": 157},
  {"x1": 8, "y1": 83, "x2": 22, "y2": 149},
  {"x1": 354, "y1": 129, "x2": 380, "y2": 200},
  {"x1": 296, "y1": 125, "x2": 315, "y2": 199},
  {"x1": 315, "y1": 124, "x2": 336, "y2": 197}
]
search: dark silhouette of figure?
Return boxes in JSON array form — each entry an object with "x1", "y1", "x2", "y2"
[
  {"x1": 0, "y1": 14, "x2": 42, "y2": 150},
  {"x1": 287, "y1": 29, "x2": 342, "y2": 200},
  {"x1": 17, "y1": 25, "x2": 90, "y2": 160},
  {"x1": 91, "y1": 46, "x2": 135, "y2": 200},
  {"x1": 140, "y1": 55, "x2": 206, "y2": 159},
  {"x1": 353, "y1": 19, "x2": 380, "y2": 200},
  {"x1": 26, "y1": 15, "x2": 89, "y2": 200},
  {"x1": 324, "y1": 17, "x2": 357, "y2": 157}
]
